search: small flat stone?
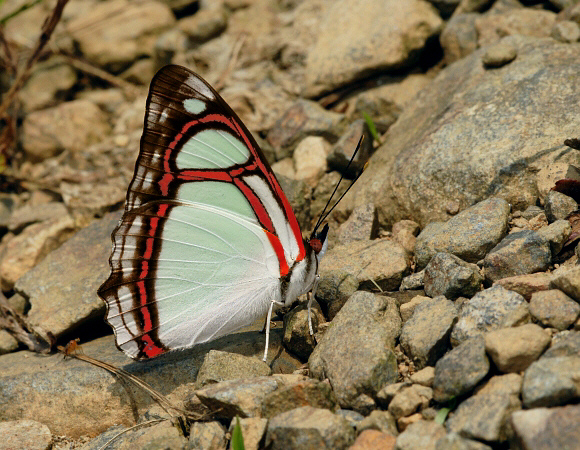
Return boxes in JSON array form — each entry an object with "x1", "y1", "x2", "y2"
[
  {"x1": 450, "y1": 285, "x2": 530, "y2": 346},
  {"x1": 433, "y1": 336, "x2": 490, "y2": 402},
  {"x1": 0, "y1": 419, "x2": 52, "y2": 450},
  {"x1": 195, "y1": 350, "x2": 271, "y2": 388},
  {"x1": 189, "y1": 421, "x2": 227, "y2": 450},
  {"x1": 395, "y1": 420, "x2": 446, "y2": 450},
  {"x1": 7, "y1": 201, "x2": 69, "y2": 232},
  {"x1": 356, "y1": 410, "x2": 397, "y2": 436},
  {"x1": 484, "y1": 323, "x2": 551, "y2": 373},
  {"x1": 415, "y1": 197, "x2": 510, "y2": 269},
  {"x1": 350, "y1": 429, "x2": 396, "y2": 450},
  {"x1": 293, "y1": 136, "x2": 331, "y2": 181},
  {"x1": 388, "y1": 385, "x2": 432, "y2": 419},
  {"x1": 536, "y1": 219, "x2": 571, "y2": 255},
  {"x1": 550, "y1": 265, "x2": 580, "y2": 302},
  {"x1": 551, "y1": 20, "x2": 580, "y2": 43},
  {"x1": 482, "y1": 41, "x2": 517, "y2": 68},
  {"x1": 544, "y1": 190, "x2": 578, "y2": 222},
  {"x1": 265, "y1": 406, "x2": 355, "y2": 450},
  {"x1": 399, "y1": 296, "x2": 429, "y2": 323},
  {"x1": 423, "y1": 252, "x2": 482, "y2": 299},
  {"x1": 493, "y1": 272, "x2": 554, "y2": 300},
  {"x1": 483, "y1": 230, "x2": 552, "y2": 283},
  {"x1": 399, "y1": 271, "x2": 425, "y2": 292},
  {"x1": 410, "y1": 366, "x2": 435, "y2": 387},
  {"x1": 261, "y1": 379, "x2": 338, "y2": 418},
  {"x1": 511, "y1": 404, "x2": 580, "y2": 450},
  {"x1": 400, "y1": 296, "x2": 458, "y2": 369},
  {"x1": 529, "y1": 289, "x2": 580, "y2": 331},
  {"x1": 337, "y1": 203, "x2": 379, "y2": 244}
]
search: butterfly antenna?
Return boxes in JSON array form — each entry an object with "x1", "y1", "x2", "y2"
[{"x1": 312, "y1": 135, "x2": 365, "y2": 235}]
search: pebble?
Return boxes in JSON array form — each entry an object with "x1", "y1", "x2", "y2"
[
  {"x1": 529, "y1": 289, "x2": 580, "y2": 330},
  {"x1": 423, "y1": 252, "x2": 482, "y2": 299}
]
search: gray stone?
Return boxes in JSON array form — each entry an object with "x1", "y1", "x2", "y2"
[
  {"x1": 351, "y1": 36, "x2": 580, "y2": 227},
  {"x1": 550, "y1": 265, "x2": 580, "y2": 302},
  {"x1": 415, "y1": 198, "x2": 510, "y2": 269},
  {"x1": 440, "y1": 13, "x2": 479, "y2": 64},
  {"x1": 484, "y1": 324, "x2": 551, "y2": 373},
  {"x1": 319, "y1": 238, "x2": 411, "y2": 292},
  {"x1": 435, "y1": 432, "x2": 493, "y2": 450},
  {"x1": 302, "y1": 0, "x2": 442, "y2": 97},
  {"x1": 483, "y1": 230, "x2": 552, "y2": 283},
  {"x1": 493, "y1": 272, "x2": 554, "y2": 301},
  {"x1": 7, "y1": 201, "x2": 69, "y2": 232},
  {"x1": 450, "y1": 285, "x2": 530, "y2": 346},
  {"x1": 446, "y1": 391, "x2": 521, "y2": 443},
  {"x1": 196, "y1": 376, "x2": 279, "y2": 419},
  {"x1": 261, "y1": 379, "x2": 338, "y2": 418},
  {"x1": 336, "y1": 409, "x2": 365, "y2": 428},
  {"x1": 266, "y1": 99, "x2": 345, "y2": 160},
  {"x1": 356, "y1": 409, "x2": 398, "y2": 436},
  {"x1": 265, "y1": 406, "x2": 355, "y2": 450},
  {"x1": 337, "y1": 203, "x2": 379, "y2": 244},
  {"x1": 189, "y1": 421, "x2": 227, "y2": 450},
  {"x1": 388, "y1": 384, "x2": 433, "y2": 419},
  {"x1": 522, "y1": 332, "x2": 580, "y2": 408},
  {"x1": 521, "y1": 205, "x2": 544, "y2": 221},
  {"x1": 475, "y1": 9, "x2": 556, "y2": 47},
  {"x1": 195, "y1": 350, "x2": 271, "y2": 387},
  {"x1": 482, "y1": 40, "x2": 517, "y2": 68},
  {"x1": 309, "y1": 292, "x2": 400, "y2": 412},
  {"x1": 511, "y1": 404, "x2": 580, "y2": 450},
  {"x1": 433, "y1": 336, "x2": 489, "y2": 402},
  {"x1": 0, "y1": 419, "x2": 52, "y2": 450},
  {"x1": 423, "y1": 252, "x2": 482, "y2": 299},
  {"x1": 315, "y1": 272, "x2": 359, "y2": 321},
  {"x1": 544, "y1": 190, "x2": 578, "y2": 223},
  {"x1": 283, "y1": 300, "x2": 325, "y2": 360},
  {"x1": 529, "y1": 289, "x2": 580, "y2": 331},
  {"x1": 536, "y1": 219, "x2": 571, "y2": 256},
  {"x1": 395, "y1": 420, "x2": 446, "y2": 450},
  {"x1": 552, "y1": 20, "x2": 580, "y2": 43},
  {"x1": 227, "y1": 417, "x2": 268, "y2": 450},
  {"x1": 399, "y1": 271, "x2": 425, "y2": 292},
  {"x1": 178, "y1": 7, "x2": 228, "y2": 43},
  {"x1": 13, "y1": 213, "x2": 119, "y2": 340},
  {"x1": 400, "y1": 296, "x2": 458, "y2": 369}
]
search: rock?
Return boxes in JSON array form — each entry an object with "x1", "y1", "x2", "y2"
[
  {"x1": 536, "y1": 162, "x2": 580, "y2": 203},
  {"x1": 327, "y1": 120, "x2": 374, "y2": 177},
  {"x1": 19, "y1": 58, "x2": 77, "y2": 112},
  {"x1": 399, "y1": 272, "x2": 425, "y2": 292},
  {"x1": 196, "y1": 376, "x2": 279, "y2": 419},
  {"x1": 415, "y1": 198, "x2": 510, "y2": 269},
  {"x1": 319, "y1": 238, "x2": 410, "y2": 292},
  {"x1": 477, "y1": 373, "x2": 523, "y2": 397},
  {"x1": 475, "y1": 9, "x2": 556, "y2": 47},
  {"x1": 352, "y1": 37, "x2": 580, "y2": 226},
  {"x1": 67, "y1": 0, "x2": 175, "y2": 72},
  {"x1": 399, "y1": 295, "x2": 430, "y2": 324},
  {"x1": 529, "y1": 289, "x2": 580, "y2": 331},
  {"x1": 481, "y1": 40, "x2": 517, "y2": 68},
  {"x1": 446, "y1": 390, "x2": 521, "y2": 443},
  {"x1": 266, "y1": 100, "x2": 345, "y2": 160},
  {"x1": 189, "y1": 421, "x2": 227, "y2": 450},
  {"x1": 377, "y1": 382, "x2": 410, "y2": 407},
  {"x1": 550, "y1": 265, "x2": 580, "y2": 302},
  {"x1": 522, "y1": 331, "x2": 580, "y2": 407},
  {"x1": 12, "y1": 213, "x2": 118, "y2": 340},
  {"x1": 511, "y1": 404, "x2": 580, "y2": 450},
  {"x1": 120, "y1": 58, "x2": 156, "y2": 85},
  {"x1": 7, "y1": 201, "x2": 69, "y2": 232},
  {"x1": 392, "y1": 220, "x2": 420, "y2": 255},
  {"x1": 337, "y1": 409, "x2": 365, "y2": 428},
  {"x1": 293, "y1": 136, "x2": 330, "y2": 181},
  {"x1": 21, "y1": 99, "x2": 111, "y2": 161},
  {"x1": 435, "y1": 432, "x2": 493, "y2": 450},
  {"x1": 400, "y1": 296, "x2": 458, "y2": 369},
  {"x1": 0, "y1": 329, "x2": 19, "y2": 355},
  {"x1": 394, "y1": 420, "x2": 446, "y2": 450},
  {"x1": 0, "y1": 420, "x2": 52, "y2": 450},
  {"x1": 432, "y1": 336, "x2": 490, "y2": 402},
  {"x1": 521, "y1": 205, "x2": 544, "y2": 221},
  {"x1": 315, "y1": 272, "x2": 359, "y2": 321},
  {"x1": 356, "y1": 410, "x2": 398, "y2": 436},
  {"x1": 450, "y1": 285, "x2": 530, "y2": 346},
  {"x1": 388, "y1": 385, "x2": 433, "y2": 420},
  {"x1": 309, "y1": 292, "x2": 400, "y2": 412},
  {"x1": 337, "y1": 204, "x2": 379, "y2": 244},
  {"x1": 410, "y1": 366, "x2": 435, "y2": 387},
  {"x1": 552, "y1": 20, "x2": 580, "y2": 42},
  {"x1": 261, "y1": 378, "x2": 338, "y2": 418},
  {"x1": 265, "y1": 406, "x2": 355, "y2": 450},
  {"x1": 227, "y1": 417, "x2": 268, "y2": 450},
  {"x1": 536, "y1": 219, "x2": 571, "y2": 255},
  {"x1": 544, "y1": 190, "x2": 578, "y2": 222},
  {"x1": 484, "y1": 324, "x2": 551, "y2": 373},
  {"x1": 350, "y1": 429, "x2": 396, "y2": 450},
  {"x1": 178, "y1": 7, "x2": 228, "y2": 43},
  {"x1": 97, "y1": 420, "x2": 187, "y2": 449},
  {"x1": 440, "y1": 13, "x2": 479, "y2": 64},
  {"x1": 303, "y1": 0, "x2": 442, "y2": 97},
  {"x1": 195, "y1": 350, "x2": 271, "y2": 387},
  {"x1": 423, "y1": 252, "x2": 482, "y2": 299},
  {"x1": 493, "y1": 272, "x2": 554, "y2": 300},
  {"x1": 283, "y1": 299, "x2": 325, "y2": 360},
  {"x1": 0, "y1": 215, "x2": 76, "y2": 291},
  {"x1": 483, "y1": 230, "x2": 552, "y2": 283},
  {"x1": 397, "y1": 412, "x2": 423, "y2": 431}
]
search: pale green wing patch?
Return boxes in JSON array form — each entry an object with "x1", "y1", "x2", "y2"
[
  {"x1": 183, "y1": 98, "x2": 206, "y2": 114},
  {"x1": 176, "y1": 129, "x2": 250, "y2": 169}
]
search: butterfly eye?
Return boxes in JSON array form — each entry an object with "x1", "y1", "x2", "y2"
[{"x1": 309, "y1": 238, "x2": 323, "y2": 253}]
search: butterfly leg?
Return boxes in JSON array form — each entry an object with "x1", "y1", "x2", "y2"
[
  {"x1": 263, "y1": 299, "x2": 285, "y2": 362},
  {"x1": 307, "y1": 274, "x2": 321, "y2": 336}
]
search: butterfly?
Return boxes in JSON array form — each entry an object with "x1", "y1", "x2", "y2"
[{"x1": 98, "y1": 65, "x2": 333, "y2": 362}]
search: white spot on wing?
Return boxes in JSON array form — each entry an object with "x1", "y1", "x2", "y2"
[
  {"x1": 183, "y1": 98, "x2": 206, "y2": 114},
  {"x1": 186, "y1": 75, "x2": 214, "y2": 100}
]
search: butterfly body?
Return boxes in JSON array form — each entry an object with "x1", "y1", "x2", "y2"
[{"x1": 98, "y1": 65, "x2": 327, "y2": 361}]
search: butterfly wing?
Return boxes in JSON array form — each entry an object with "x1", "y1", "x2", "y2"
[{"x1": 98, "y1": 65, "x2": 306, "y2": 360}]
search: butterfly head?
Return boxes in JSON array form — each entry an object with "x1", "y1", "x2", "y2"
[{"x1": 308, "y1": 223, "x2": 329, "y2": 260}]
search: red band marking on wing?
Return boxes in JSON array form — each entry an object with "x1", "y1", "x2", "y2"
[{"x1": 264, "y1": 230, "x2": 289, "y2": 276}]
